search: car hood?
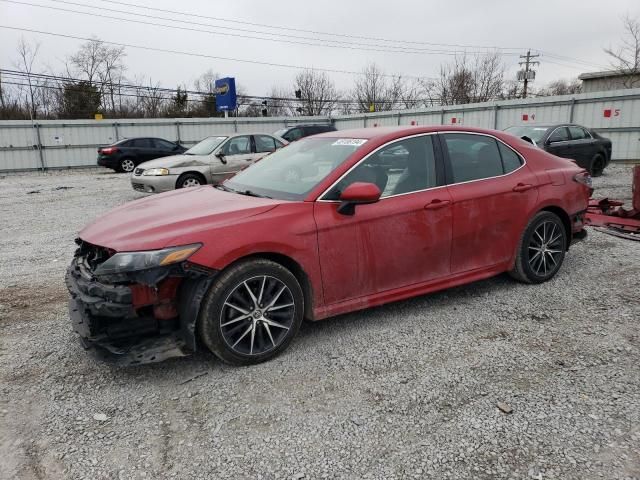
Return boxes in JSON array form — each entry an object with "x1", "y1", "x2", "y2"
[
  {"x1": 79, "y1": 186, "x2": 280, "y2": 251},
  {"x1": 138, "y1": 154, "x2": 216, "y2": 169}
]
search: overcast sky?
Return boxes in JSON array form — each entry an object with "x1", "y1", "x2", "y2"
[{"x1": 1, "y1": 0, "x2": 639, "y2": 97}]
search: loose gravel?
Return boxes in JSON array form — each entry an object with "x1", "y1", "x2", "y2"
[{"x1": 0, "y1": 165, "x2": 639, "y2": 480}]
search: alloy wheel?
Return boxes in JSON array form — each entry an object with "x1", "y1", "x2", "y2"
[
  {"x1": 121, "y1": 159, "x2": 135, "y2": 172},
  {"x1": 527, "y1": 221, "x2": 563, "y2": 277},
  {"x1": 219, "y1": 275, "x2": 295, "y2": 356}
]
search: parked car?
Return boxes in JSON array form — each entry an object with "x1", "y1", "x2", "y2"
[
  {"x1": 67, "y1": 126, "x2": 591, "y2": 366},
  {"x1": 273, "y1": 124, "x2": 336, "y2": 142},
  {"x1": 130, "y1": 133, "x2": 287, "y2": 193},
  {"x1": 97, "y1": 137, "x2": 186, "y2": 173},
  {"x1": 504, "y1": 124, "x2": 612, "y2": 176}
]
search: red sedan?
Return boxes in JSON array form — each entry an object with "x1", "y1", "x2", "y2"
[{"x1": 66, "y1": 126, "x2": 592, "y2": 366}]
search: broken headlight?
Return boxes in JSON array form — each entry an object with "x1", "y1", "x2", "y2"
[{"x1": 93, "y1": 244, "x2": 202, "y2": 276}]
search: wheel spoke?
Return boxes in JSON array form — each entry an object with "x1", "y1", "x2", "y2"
[
  {"x1": 224, "y1": 302, "x2": 250, "y2": 315},
  {"x1": 535, "y1": 230, "x2": 545, "y2": 244},
  {"x1": 267, "y1": 302, "x2": 294, "y2": 312},
  {"x1": 244, "y1": 281, "x2": 259, "y2": 307},
  {"x1": 265, "y1": 286, "x2": 286, "y2": 309},
  {"x1": 249, "y1": 322, "x2": 256, "y2": 354},
  {"x1": 529, "y1": 250, "x2": 542, "y2": 264},
  {"x1": 221, "y1": 314, "x2": 250, "y2": 328},
  {"x1": 546, "y1": 251, "x2": 558, "y2": 267},
  {"x1": 262, "y1": 322, "x2": 276, "y2": 347},
  {"x1": 232, "y1": 324, "x2": 253, "y2": 348},
  {"x1": 262, "y1": 318, "x2": 290, "y2": 330},
  {"x1": 257, "y1": 276, "x2": 266, "y2": 305}
]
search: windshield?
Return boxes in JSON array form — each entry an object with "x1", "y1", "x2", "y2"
[
  {"x1": 185, "y1": 136, "x2": 227, "y2": 155},
  {"x1": 504, "y1": 126, "x2": 548, "y2": 144},
  {"x1": 224, "y1": 137, "x2": 367, "y2": 200}
]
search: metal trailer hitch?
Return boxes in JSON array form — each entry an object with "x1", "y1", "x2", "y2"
[{"x1": 585, "y1": 165, "x2": 640, "y2": 241}]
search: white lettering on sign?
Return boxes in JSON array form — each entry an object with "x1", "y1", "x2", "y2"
[{"x1": 332, "y1": 139, "x2": 368, "y2": 146}]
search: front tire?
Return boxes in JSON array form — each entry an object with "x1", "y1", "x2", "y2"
[
  {"x1": 177, "y1": 173, "x2": 204, "y2": 188},
  {"x1": 590, "y1": 153, "x2": 606, "y2": 177},
  {"x1": 198, "y1": 259, "x2": 304, "y2": 365},
  {"x1": 510, "y1": 211, "x2": 567, "y2": 284}
]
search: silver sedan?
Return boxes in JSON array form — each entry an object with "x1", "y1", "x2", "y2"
[{"x1": 131, "y1": 133, "x2": 287, "y2": 193}]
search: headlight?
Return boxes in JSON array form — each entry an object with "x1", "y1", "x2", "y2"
[
  {"x1": 93, "y1": 243, "x2": 202, "y2": 276},
  {"x1": 143, "y1": 168, "x2": 170, "y2": 176}
]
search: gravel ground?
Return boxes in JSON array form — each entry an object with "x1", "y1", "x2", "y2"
[{"x1": 0, "y1": 165, "x2": 639, "y2": 480}]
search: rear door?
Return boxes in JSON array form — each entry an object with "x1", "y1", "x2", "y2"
[
  {"x1": 440, "y1": 132, "x2": 539, "y2": 273},
  {"x1": 567, "y1": 126, "x2": 595, "y2": 167},
  {"x1": 152, "y1": 138, "x2": 179, "y2": 159},
  {"x1": 253, "y1": 135, "x2": 279, "y2": 160}
]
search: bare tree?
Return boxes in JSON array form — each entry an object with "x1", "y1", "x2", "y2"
[
  {"x1": 14, "y1": 37, "x2": 41, "y2": 119},
  {"x1": 98, "y1": 45, "x2": 126, "y2": 114},
  {"x1": 537, "y1": 78, "x2": 582, "y2": 96},
  {"x1": 428, "y1": 52, "x2": 506, "y2": 105},
  {"x1": 137, "y1": 80, "x2": 165, "y2": 118},
  {"x1": 293, "y1": 70, "x2": 340, "y2": 116},
  {"x1": 604, "y1": 14, "x2": 640, "y2": 88},
  {"x1": 265, "y1": 86, "x2": 294, "y2": 116},
  {"x1": 352, "y1": 63, "x2": 406, "y2": 112}
]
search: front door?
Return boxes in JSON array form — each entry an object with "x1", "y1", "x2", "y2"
[
  {"x1": 440, "y1": 133, "x2": 539, "y2": 273},
  {"x1": 211, "y1": 135, "x2": 254, "y2": 183},
  {"x1": 314, "y1": 134, "x2": 452, "y2": 305},
  {"x1": 545, "y1": 126, "x2": 575, "y2": 160}
]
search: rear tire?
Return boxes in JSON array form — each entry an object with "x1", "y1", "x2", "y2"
[
  {"x1": 119, "y1": 158, "x2": 135, "y2": 173},
  {"x1": 590, "y1": 153, "x2": 606, "y2": 177},
  {"x1": 510, "y1": 211, "x2": 567, "y2": 284},
  {"x1": 198, "y1": 259, "x2": 304, "y2": 365},
  {"x1": 176, "y1": 173, "x2": 204, "y2": 189}
]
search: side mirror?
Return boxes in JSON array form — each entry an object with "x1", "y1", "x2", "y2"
[
  {"x1": 337, "y1": 182, "x2": 381, "y2": 215},
  {"x1": 215, "y1": 151, "x2": 227, "y2": 164}
]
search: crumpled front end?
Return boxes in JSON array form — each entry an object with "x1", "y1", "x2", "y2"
[{"x1": 65, "y1": 240, "x2": 216, "y2": 366}]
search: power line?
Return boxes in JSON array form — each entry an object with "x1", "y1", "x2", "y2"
[
  {"x1": 39, "y1": 0, "x2": 518, "y2": 56},
  {"x1": 92, "y1": 0, "x2": 526, "y2": 52},
  {"x1": 0, "y1": 25, "x2": 435, "y2": 80},
  {"x1": 2, "y1": 69, "x2": 444, "y2": 106},
  {"x1": 4, "y1": 0, "x2": 516, "y2": 57}
]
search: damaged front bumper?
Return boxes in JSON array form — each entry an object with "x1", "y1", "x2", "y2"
[{"x1": 65, "y1": 246, "x2": 215, "y2": 366}]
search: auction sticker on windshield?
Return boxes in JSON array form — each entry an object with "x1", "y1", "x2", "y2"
[{"x1": 332, "y1": 139, "x2": 368, "y2": 146}]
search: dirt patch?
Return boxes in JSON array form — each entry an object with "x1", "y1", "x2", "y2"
[{"x1": 0, "y1": 283, "x2": 68, "y2": 324}]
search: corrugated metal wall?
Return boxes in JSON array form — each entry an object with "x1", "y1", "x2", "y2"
[{"x1": 1, "y1": 89, "x2": 638, "y2": 171}]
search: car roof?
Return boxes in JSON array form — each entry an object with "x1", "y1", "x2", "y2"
[{"x1": 312, "y1": 125, "x2": 517, "y2": 142}]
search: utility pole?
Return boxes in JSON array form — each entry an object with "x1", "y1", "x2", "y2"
[{"x1": 518, "y1": 50, "x2": 540, "y2": 99}]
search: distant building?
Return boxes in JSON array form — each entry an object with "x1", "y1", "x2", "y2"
[{"x1": 578, "y1": 70, "x2": 640, "y2": 93}]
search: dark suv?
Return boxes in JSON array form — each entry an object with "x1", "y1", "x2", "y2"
[
  {"x1": 97, "y1": 137, "x2": 186, "y2": 173},
  {"x1": 273, "y1": 124, "x2": 336, "y2": 143}
]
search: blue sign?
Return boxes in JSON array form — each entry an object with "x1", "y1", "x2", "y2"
[{"x1": 214, "y1": 77, "x2": 237, "y2": 112}]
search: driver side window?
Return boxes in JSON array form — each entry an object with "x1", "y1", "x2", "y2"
[
  {"x1": 222, "y1": 136, "x2": 251, "y2": 155},
  {"x1": 324, "y1": 136, "x2": 437, "y2": 200}
]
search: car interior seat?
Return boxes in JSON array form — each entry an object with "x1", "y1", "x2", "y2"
[{"x1": 392, "y1": 144, "x2": 429, "y2": 195}]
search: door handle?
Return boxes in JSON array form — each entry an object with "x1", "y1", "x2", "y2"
[
  {"x1": 424, "y1": 199, "x2": 451, "y2": 210},
  {"x1": 512, "y1": 183, "x2": 534, "y2": 192}
]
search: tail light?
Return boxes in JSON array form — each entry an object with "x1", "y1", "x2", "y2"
[
  {"x1": 99, "y1": 147, "x2": 118, "y2": 155},
  {"x1": 573, "y1": 171, "x2": 592, "y2": 188},
  {"x1": 573, "y1": 171, "x2": 594, "y2": 196}
]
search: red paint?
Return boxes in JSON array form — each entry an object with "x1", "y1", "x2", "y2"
[
  {"x1": 339, "y1": 182, "x2": 381, "y2": 203},
  {"x1": 80, "y1": 125, "x2": 591, "y2": 322},
  {"x1": 604, "y1": 109, "x2": 612, "y2": 118},
  {"x1": 410, "y1": 120, "x2": 416, "y2": 126},
  {"x1": 451, "y1": 118, "x2": 457, "y2": 124},
  {"x1": 522, "y1": 114, "x2": 529, "y2": 121}
]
